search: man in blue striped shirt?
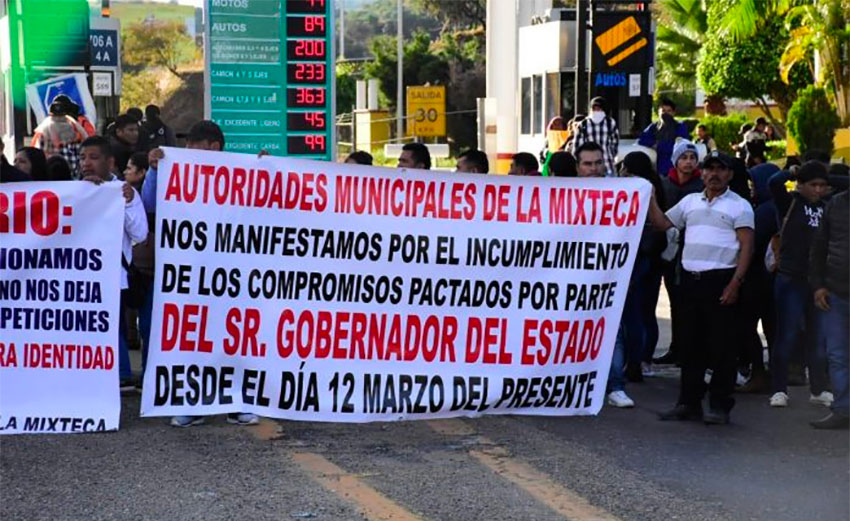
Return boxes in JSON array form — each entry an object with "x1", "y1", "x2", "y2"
[{"x1": 647, "y1": 151, "x2": 755, "y2": 425}]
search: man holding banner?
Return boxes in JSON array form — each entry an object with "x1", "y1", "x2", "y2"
[{"x1": 79, "y1": 136, "x2": 149, "y2": 391}]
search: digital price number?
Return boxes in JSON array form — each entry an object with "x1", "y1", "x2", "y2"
[
  {"x1": 209, "y1": 0, "x2": 332, "y2": 158},
  {"x1": 288, "y1": 135, "x2": 327, "y2": 155},
  {"x1": 285, "y1": 0, "x2": 331, "y2": 156},
  {"x1": 287, "y1": 112, "x2": 327, "y2": 131}
]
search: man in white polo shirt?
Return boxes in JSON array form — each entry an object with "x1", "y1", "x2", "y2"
[{"x1": 648, "y1": 151, "x2": 755, "y2": 425}]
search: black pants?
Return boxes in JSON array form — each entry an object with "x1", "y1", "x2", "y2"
[
  {"x1": 678, "y1": 268, "x2": 738, "y2": 412},
  {"x1": 663, "y1": 261, "x2": 683, "y2": 354}
]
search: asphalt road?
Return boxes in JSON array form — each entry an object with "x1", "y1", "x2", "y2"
[
  {"x1": 2, "y1": 371, "x2": 847, "y2": 521},
  {"x1": 3, "y1": 291, "x2": 848, "y2": 521}
]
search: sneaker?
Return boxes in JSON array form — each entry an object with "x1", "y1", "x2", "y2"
[
  {"x1": 227, "y1": 413, "x2": 260, "y2": 425},
  {"x1": 658, "y1": 404, "x2": 703, "y2": 421},
  {"x1": 809, "y1": 391, "x2": 834, "y2": 407},
  {"x1": 737, "y1": 371, "x2": 770, "y2": 394},
  {"x1": 170, "y1": 415, "x2": 205, "y2": 428},
  {"x1": 769, "y1": 392, "x2": 789, "y2": 407},
  {"x1": 606, "y1": 390, "x2": 635, "y2": 408},
  {"x1": 641, "y1": 362, "x2": 656, "y2": 378},
  {"x1": 810, "y1": 413, "x2": 850, "y2": 430},
  {"x1": 703, "y1": 409, "x2": 730, "y2": 425},
  {"x1": 652, "y1": 351, "x2": 677, "y2": 365},
  {"x1": 119, "y1": 378, "x2": 137, "y2": 394},
  {"x1": 736, "y1": 372, "x2": 749, "y2": 387}
]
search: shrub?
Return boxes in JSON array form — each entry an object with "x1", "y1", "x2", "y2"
[
  {"x1": 786, "y1": 85, "x2": 841, "y2": 157},
  {"x1": 697, "y1": 113, "x2": 750, "y2": 154}
]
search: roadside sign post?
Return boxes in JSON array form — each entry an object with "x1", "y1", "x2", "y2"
[{"x1": 204, "y1": 0, "x2": 335, "y2": 160}]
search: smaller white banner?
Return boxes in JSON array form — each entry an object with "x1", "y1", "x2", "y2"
[{"x1": 0, "y1": 182, "x2": 124, "y2": 434}]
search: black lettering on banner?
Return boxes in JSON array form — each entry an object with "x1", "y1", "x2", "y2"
[
  {"x1": 162, "y1": 264, "x2": 193, "y2": 294},
  {"x1": 153, "y1": 365, "x2": 234, "y2": 406},
  {"x1": 450, "y1": 376, "x2": 490, "y2": 412},
  {"x1": 160, "y1": 219, "x2": 208, "y2": 251},
  {"x1": 362, "y1": 373, "x2": 445, "y2": 414},
  {"x1": 329, "y1": 372, "x2": 355, "y2": 413},
  {"x1": 278, "y1": 363, "x2": 319, "y2": 412},
  {"x1": 563, "y1": 283, "x2": 617, "y2": 311},
  {"x1": 242, "y1": 369, "x2": 271, "y2": 406},
  {"x1": 197, "y1": 266, "x2": 241, "y2": 297},
  {"x1": 494, "y1": 372, "x2": 598, "y2": 410},
  {"x1": 0, "y1": 248, "x2": 103, "y2": 271}
]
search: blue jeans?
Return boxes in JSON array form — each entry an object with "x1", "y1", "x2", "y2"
[
  {"x1": 118, "y1": 292, "x2": 132, "y2": 380},
  {"x1": 607, "y1": 324, "x2": 627, "y2": 393},
  {"x1": 771, "y1": 273, "x2": 828, "y2": 394},
  {"x1": 819, "y1": 294, "x2": 849, "y2": 416}
]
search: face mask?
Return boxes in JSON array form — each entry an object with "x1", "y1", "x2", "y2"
[{"x1": 590, "y1": 111, "x2": 605, "y2": 123}]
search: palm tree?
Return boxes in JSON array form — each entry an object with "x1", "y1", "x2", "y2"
[
  {"x1": 655, "y1": 0, "x2": 727, "y2": 113},
  {"x1": 719, "y1": 0, "x2": 849, "y2": 124}
]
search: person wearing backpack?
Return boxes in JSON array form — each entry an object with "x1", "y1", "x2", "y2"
[{"x1": 767, "y1": 162, "x2": 843, "y2": 408}]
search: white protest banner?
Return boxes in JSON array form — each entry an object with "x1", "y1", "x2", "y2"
[
  {"x1": 0, "y1": 182, "x2": 123, "y2": 434},
  {"x1": 141, "y1": 148, "x2": 650, "y2": 421}
]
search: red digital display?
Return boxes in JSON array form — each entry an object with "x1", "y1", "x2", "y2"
[
  {"x1": 286, "y1": 0, "x2": 326, "y2": 14},
  {"x1": 287, "y1": 63, "x2": 326, "y2": 84},
  {"x1": 287, "y1": 87, "x2": 326, "y2": 108},
  {"x1": 288, "y1": 135, "x2": 327, "y2": 155},
  {"x1": 287, "y1": 39, "x2": 327, "y2": 61},
  {"x1": 288, "y1": 112, "x2": 326, "y2": 131},
  {"x1": 286, "y1": 15, "x2": 326, "y2": 37}
]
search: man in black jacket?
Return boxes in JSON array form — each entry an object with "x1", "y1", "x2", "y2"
[
  {"x1": 810, "y1": 190, "x2": 849, "y2": 429},
  {"x1": 767, "y1": 162, "x2": 834, "y2": 408}
]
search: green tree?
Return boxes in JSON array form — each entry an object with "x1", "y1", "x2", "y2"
[
  {"x1": 122, "y1": 20, "x2": 198, "y2": 78},
  {"x1": 365, "y1": 31, "x2": 451, "y2": 115},
  {"x1": 409, "y1": 0, "x2": 485, "y2": 30},
  {"x1": 718, "y1": 0, "x2": 849, "y2": 124},
  {"x1": 655, "y1": 0, "x2": 706, "y2": 91},
  {"x1": 697, "y1": 0, "x2": 811, "y2": 133},
  {"x1": 786, "y1": 85, "x2": 842, "y2": 155}
]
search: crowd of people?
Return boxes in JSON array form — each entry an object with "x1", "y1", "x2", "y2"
[{"x1": 1, "y1": 94, "x2": 847, "y2": 431}]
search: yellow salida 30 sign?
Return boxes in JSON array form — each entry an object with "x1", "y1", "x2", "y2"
[{"x1": 406, "y1": 86, "x2": 446, "y2": 137}]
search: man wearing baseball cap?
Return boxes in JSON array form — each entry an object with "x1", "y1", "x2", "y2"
[
  {"x1": 569, "y1": 97, "x2": 619, "y2": 176},
  {"x1": 647, "y1": 150, "x2": 755, "y2": 424}
]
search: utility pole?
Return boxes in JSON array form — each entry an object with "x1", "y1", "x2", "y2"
[
  {"x1": 396, "y1": 0, "x2": 404, "y2": 140},
  {"x1": 339, "y1": 0, "x2": 345, "y2": 60},
  {"x1": 575, "y1": 0, "x2": 588, "y2": 117}
]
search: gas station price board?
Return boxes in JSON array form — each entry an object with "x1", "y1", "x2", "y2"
[{"x1": 206, "y1": 0, "x2": 333, "y2": 159}]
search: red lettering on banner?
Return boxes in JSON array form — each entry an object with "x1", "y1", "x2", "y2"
[
  {"x1": 520, "y1": 317, "x2": 606, "y2": 365},
  {"x1": 548, "y1": 188, "x2": 640, "y2": 226},
  {"x1": 483, "y1": 185, "x2": 510, "y2": 222},
  {"x1": 465, "y1": 317, "x2": 511, "y2": 364},
  {"x1": 333, "y1": 176, "x2": 476, "y2": 220},
  {"x1": 275, "y1": 310, "x2": 458, "y2": 363},
  {"x1": 223, "y1": 307, "x2": 263, "y2": 356},
  {"x1": 163, "y1": 162, "x2": 328, "y2": 210},
  {"x1": 161, "y1": 303, "x2": 213, "y2": 353},
  {"x1": 0, "y1": 191, "x2": 60, "y2": 235}
]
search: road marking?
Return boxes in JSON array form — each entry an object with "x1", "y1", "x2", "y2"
[
  {"x1": 248, "y1": 418, "x2": 285, "y2": 441},
  {"x1": 426, "y1": 419, "x2": 476, "y2": 436},
  {"x1": 291, "y1": 452, "x2": 426, "y2": 521},
  {"x1": 471, "y1": 447, "x2": 624, "y2": 521},
  {"x1": 427, "y1": 419, "x2": 623, "y2": 521}
]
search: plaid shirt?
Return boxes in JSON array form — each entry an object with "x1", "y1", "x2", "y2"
[
  {"x1": 570, "y1": 117, "x2": 619, "y2": 176},
  {"x1": 31, "y1": 116, "x2": 87, "y2": 178}
]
